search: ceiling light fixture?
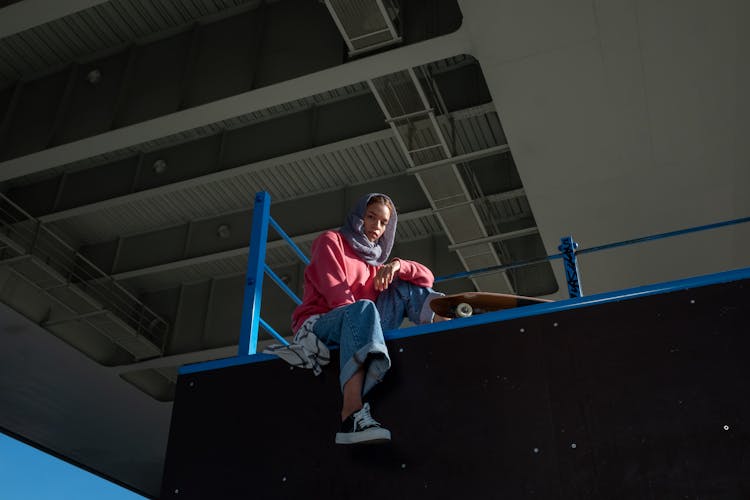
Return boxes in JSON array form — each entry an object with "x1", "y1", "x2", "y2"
[
  {"x1": 217, "y1": 224, "x2": 231, "y2": 239},
  {"x1": 152, "y1": 159, "x2": 167, "y2": 174},
  {"x1": 86, "y1": 69, "x2": 101, "y2": 84}
]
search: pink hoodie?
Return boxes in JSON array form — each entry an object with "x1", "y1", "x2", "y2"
[{"x1": 291, "y1": 230, "x2": 434, "y2": 331}]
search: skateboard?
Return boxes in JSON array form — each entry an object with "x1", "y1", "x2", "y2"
[{"x1": 430, "y1": 291, "x2": 551, "y2": 318}]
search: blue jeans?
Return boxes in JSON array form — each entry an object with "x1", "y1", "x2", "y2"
[{"x1": 312, "y1": 278, "x2": 441, "y2": 395}]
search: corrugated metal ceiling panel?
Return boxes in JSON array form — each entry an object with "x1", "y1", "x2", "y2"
[
  {"x1": 396, "y1": 215, "x2": 443, "y2": 242},
  {"x1": 9, "y1": 82, "x2": 372, "y2": 187},
  {"x1": 44, "y1": 106, "x2": 500, "y2": 244},
  {"x1": 328, "y1": 0, "x2": 389, "y2": 40},
  {"x1": 445, "y1": 110, "x2": 504, "y2": 155},
  {"x1": 0, "y1": 0, "x2": 260, "y2": 89},
  {"x1": 117, "y1": 214, "x2": 444, "y2": 292},
  {"x1": 47, "y1": 136, "x2": 409, "y2": 242},
  {"x1": 120, "y1": 252, "x2": 249, "y2": 291},
  {"x1": 371, "y1": 70, "x2": 425, "y2": 118},
  {"x1": 325, "y1": 0, "x2": 400, "y2": 54}
]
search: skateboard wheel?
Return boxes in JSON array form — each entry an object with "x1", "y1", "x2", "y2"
[{"x1": 455, "y1": 302, "x2": 473, "y2": 318}]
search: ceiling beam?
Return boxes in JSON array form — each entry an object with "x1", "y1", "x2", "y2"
[
  {"x1": 110, "y1": 207, "x2": 437, "y2": 281},
  {"x1": 0, "y1": 0, "x2": 109, "y2": 39},
  {"x1": 448, "y1": 226, "x2": 539, "y2": 251},
  {"x1": 406, "y1": 144, "x2": 510, "y2": 174},
  {"x1": 0, "y1": 26, "x2": 473, "y2": 182},
  {"x1": 38, "y1": 128, "x2": 395, "y2": 223}
]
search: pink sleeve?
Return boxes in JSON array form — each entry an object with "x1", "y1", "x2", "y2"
[
  {"x1": 391, "y1": 258, "x2": 434, "y2": 287},
  {"x1": 309, "y1": 232, "x2": 356, "y2": 309}
]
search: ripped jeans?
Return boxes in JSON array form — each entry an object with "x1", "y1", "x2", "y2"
[{"x1": 310, "y1": 278, "x2": 441, "y2": 395}]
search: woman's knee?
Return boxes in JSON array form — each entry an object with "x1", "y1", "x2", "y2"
[
  {"x1": 352, "y1": 299, "x2": 378, "y2": 317},
  {"x1": 340, "y1": 300, "x2": 379, "y2": 330}
]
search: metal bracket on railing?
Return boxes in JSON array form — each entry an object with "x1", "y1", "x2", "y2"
[{"x1": 559, "y1": 236, "x2": 583, "y2": 298}]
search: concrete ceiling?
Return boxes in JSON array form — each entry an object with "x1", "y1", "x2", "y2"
[
  {"x1": 458, "y1": 0, "x2": 750, "y2": 293},
  {"x1": 0, "y1": 0, "x2": 748, "y2": 497}
]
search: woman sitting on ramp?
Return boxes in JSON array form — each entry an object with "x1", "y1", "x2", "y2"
[{"x1": 279, "y1": 193, "x2": 444, "y2": 445}]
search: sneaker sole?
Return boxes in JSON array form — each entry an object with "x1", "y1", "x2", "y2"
[{"x1": 335, "y1": 427, "x2": 391, "y2": 445}]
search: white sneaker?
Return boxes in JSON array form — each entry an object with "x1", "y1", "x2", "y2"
[
  {"x1": 335, "y1": 403, "x2": 391, "y2": 445},
  {"x1": 262, "y1": 321, "x2": 330, "y2": 375}
]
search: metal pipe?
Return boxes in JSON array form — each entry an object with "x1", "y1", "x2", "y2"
[
  {"x1": 577, "y1": 216, "x2": 750, "y2": 256},
  {"x1": 435, "y1": 215, "x2": 750, "y2": 283},
  {"x1": 448, "y1": 227, "x2": 539, "y2": 251},
  {"x1": 405, "y1": 144, "x2": 510, "y2": 174},
  {"x1": 269, "y1": 216, "x2": 310, "y2": 266},
  {"x1": 264, "y1": 264, "x2": 302, "y2": 306},
  {"x1": 259, "y1": 318, "x2": 290, "y2": 346}
]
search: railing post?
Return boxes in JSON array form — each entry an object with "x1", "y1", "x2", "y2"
[
  {"x1": 559, "y1": 235, "x2": 583, "y2": 298},
  {"x1": 238, "y1": 191, "x2": 271, "y2": 355}
]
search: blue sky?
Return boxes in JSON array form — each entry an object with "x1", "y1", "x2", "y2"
[{"x1": 0, "y1": 433, "x2": 146, "y2": 500}]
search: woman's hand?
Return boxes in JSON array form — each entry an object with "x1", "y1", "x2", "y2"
[{"x1": 374, "y1": 259, "x2": 401, "y2": 291}]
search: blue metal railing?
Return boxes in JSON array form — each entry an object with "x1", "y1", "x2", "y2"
[
  {"x1": 235, "y1": 191, "x2": 750, "y2": 357},
  {"x1": 436, "y1": 215, "x2": 750, "y2": 288},
  {"x1": 237, "y1": 192, "x2": 311, "y2": 355}
]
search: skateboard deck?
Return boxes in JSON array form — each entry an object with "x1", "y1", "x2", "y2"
[{"x1": 430, "y1": 292, "x2": 552, "y2": 318}]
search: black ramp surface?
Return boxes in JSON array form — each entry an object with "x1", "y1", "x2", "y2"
[{"x1": 161, "y1": 279, "x2": 750, "y2": 499}]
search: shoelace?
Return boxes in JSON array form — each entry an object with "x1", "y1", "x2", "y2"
[{"x1": 356, "y1": 403, "x2": 380, "y2": 428}]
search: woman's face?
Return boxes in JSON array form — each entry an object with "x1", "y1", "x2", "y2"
[{"x1": 363, "y1": 202, "x2": 391, "y2": 242}]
